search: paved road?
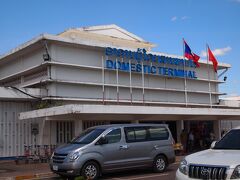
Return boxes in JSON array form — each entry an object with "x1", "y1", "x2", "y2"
[
  {"x1": 45, "y1": 162, "x2": 179, "y2": 180},
  {"x1": 100, "y1": 162, "x2": 179, "y2": 180}
]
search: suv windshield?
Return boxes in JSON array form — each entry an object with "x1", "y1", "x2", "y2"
[
  {"x1": 214, "y1": 129, "x2": 240, "y2": 150},
  {"x1": 71, "y1": 128, "x2": 105, "y2": 144}
]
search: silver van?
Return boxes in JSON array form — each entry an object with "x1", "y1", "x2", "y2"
[{"x1": 49, "y1": 124, "x2": 175, "y2": 179}]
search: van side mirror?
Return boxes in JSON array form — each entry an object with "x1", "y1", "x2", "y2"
[
  {"x1": 210, "y1": 141, "x2": 217, "y2": 149},
  {"x1": 97, "y1": 137, "x2": 108, "y2": 145}
]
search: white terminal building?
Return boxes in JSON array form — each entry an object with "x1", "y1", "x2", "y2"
[{"x1": 0, "y1": 24, "x2": 240, "y2": 158}]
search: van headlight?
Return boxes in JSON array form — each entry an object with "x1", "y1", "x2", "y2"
[
  {"x1": 179, "y1": 159, "x2": 188, "y2": 175},
  {"x1": 69, "y1": 151, "x2": 81, "y2": 161},
  {"x1": 231, "y1": 165, "x2": 240, "y2": 179}
]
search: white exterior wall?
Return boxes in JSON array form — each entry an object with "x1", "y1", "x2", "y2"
[
  {"x1": 0, "y1": 49, "x2": 45, "y2": 79},
  {"x1": 0, "y1": 47, "x2": 48, "y2": 89},
  {"x1": 220, "y1": 99, "x2": 240, "y2": 131},
  {"x1": 0, "y1": 101, "x2": 34, "y2": 157},
  {"x1": 47, "y1": 43, "x2": 221, "y2": 105},
  {"x1": 0, "y1": 40, "x2": 223, "y2": 105}
]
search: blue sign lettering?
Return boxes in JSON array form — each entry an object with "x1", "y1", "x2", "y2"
[
  {"x1": 151, "y1": 66, "x2": 156, "y2": 74},
  {"x1": 105, "y1": 47, "x2": 197, "y2": 69},
  {"x1": 104, "y1": 46, "x2": 198, "y2": 79},
  {"x1": 106, "y1": 60, "x2": 113, "y2": 68},
  {"x1": 136, "y1": 64, "x2": 142, "y2": 72}
]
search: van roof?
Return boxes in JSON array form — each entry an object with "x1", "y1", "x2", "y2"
[{"x1": 92, "y1": 123, "x2": 168, "y2": 129}]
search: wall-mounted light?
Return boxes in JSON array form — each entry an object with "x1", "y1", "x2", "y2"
[
  {"x1": 43, "y1": 53, "x2": 50, "y2": 61},
  {"x1": 223, "y1": 76, "x2": 227, "y2": 81}
]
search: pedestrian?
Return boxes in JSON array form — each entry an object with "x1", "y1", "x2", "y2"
[
  {"x1": 188, "y1": 130, "x2": 194, "y2": 153},
  {"x1": 180, "y1": 129, "x2": 188, "y2": 154}
]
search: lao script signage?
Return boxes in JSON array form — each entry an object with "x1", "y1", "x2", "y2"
[{"x1": 105, "y1": 47, "x2": 197, "y2": 79}]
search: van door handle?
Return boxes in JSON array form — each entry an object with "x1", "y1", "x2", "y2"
[
  {"x1": 119, "y1": 145, "x2": 128, "y2": 150},
  {"x1": 154, "y1": 145, "x2": 159, "y2": 150}
]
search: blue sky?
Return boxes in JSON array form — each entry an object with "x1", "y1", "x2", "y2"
[{"x1": 0, "y1": 0, "x2": 239, "y2": 96}]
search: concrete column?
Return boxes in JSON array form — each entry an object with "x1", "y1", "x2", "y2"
[
  {"x1": 213, "y1": 120, "x2": 221, "y2": 140},
  {"x1": 38, "y1": 119, "x2": 56, "y2": 145},
  {"x1": 74, "y1": 120, "x2": 83, "y2": 137},
  {"x1": 38, "y1": 118, "x2": 46, "y2": 145},
  {"x1": 176, "y1": 120, "x2": 184, "y2": 143}
]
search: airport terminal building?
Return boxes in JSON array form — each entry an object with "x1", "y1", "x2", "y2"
[{"x1": 1, "y1": 24, "x2": 240, "y2": 158}]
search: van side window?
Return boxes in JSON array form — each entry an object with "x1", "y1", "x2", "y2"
[
  {"x1": 124, "y1": 127, "x2": 147, "y2": 143},
  {"x1": 149, "y1": 126, "x2": 169, "y2": 140},
  {"x1": 135, "y1": 127, "x2": 147, "y2": 141},
  {"x1": 105, "y1": 129, "x2": 121, "y2": 144},
  {"x1": 125, "y1": 128, "x2": 135, "y2": 142}
]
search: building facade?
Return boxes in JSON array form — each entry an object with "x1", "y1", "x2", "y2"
[{"x1": 1, "y1": 24, "x2": 240, "y2": 158}]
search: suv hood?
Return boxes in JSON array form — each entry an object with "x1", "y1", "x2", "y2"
[
  {"x1": 55, "y1": 143, "x2": 87, "y2": 154},
  {"x1": 186, "y1": 149, "x2": 240, "y2": 168}
]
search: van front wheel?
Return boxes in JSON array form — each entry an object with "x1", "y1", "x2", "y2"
[
  {"x1": 153, "y1": 155, "x2": 167, "y2": 173},
  {"x1": 81, "y1": 161, "x2": 100, "y2": 180}
]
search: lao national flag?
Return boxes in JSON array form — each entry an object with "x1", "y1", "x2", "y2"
[
  {"x1": 184, "y1": 40, "x2": 200, "y2": 67},
  {"x1": 208, "y1": 46, "x2": 218, "y2": 72}
]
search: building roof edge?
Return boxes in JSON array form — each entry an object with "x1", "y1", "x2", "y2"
[{"x1": 0, "y1": 34, "x2": 231, "y2": 69}]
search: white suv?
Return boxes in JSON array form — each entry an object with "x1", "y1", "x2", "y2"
[{"x1": 176, "y1": 127, "x2": 240, "y2": 180}]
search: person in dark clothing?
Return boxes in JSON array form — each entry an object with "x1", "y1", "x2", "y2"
[
  {"x1": 188, "y1": 130, "x2": 194, "y2": 153},
  {"x1": 180, "y1": 129, "x2": 188, "y2": 154}
]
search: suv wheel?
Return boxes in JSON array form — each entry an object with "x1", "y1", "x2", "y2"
[
  {"x1": 81, "y1": 161, "x2": 100, "y2": 180},
  {"x1": 153, "y1": 155, "x2": 167, "y2": 173}
]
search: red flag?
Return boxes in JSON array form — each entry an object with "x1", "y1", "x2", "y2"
[{"x1": 207, "y1": 47, "x2": 218, "y2": 72}]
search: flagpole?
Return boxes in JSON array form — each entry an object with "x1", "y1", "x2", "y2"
[
  {"x1": 206, "y1": 44, "x2": 212, "y2": 108},
  {"x1": 183, "y1": 38, "x2": 188, "y2": 107},
  {"x1": 102, "y1": 56, "x2": 105, "y2": 104},
  {"x1": 142, "y1": 61, "x2": 145, "y2": 104},
  {"x1": 129, "y1": 59, "x2": 132, "y2": 104},
  {"x1": 116, "y1": 58, "x2": 119, "y2": 104}
]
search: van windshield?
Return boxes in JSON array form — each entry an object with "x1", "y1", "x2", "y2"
[
  {"x1": 214, "y1": 129, "x2": 240, "y2": 150},
  {"x1": 71, "y1": 128, "x2": 105, "y2": 144}
]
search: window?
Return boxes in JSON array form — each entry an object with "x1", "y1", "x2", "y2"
[
  {"x1": 125, "y1": 127, "x2": 147, "y2": 143},
  {"x1": 71, "y1": 128, "x2": 105, "y2": 144},
  {"x1": 105, "y1": 129, "x2": 121, "y2": 144},
  {"x1": 149, "y1": 126, "x2": 169, "y2": 140},
  {"x1": 56, "y1": 121, "x2": 74, "y2": 144},
  {"x1": 125, "y1": 128, "x2": 135, "y2": 142},
  {"x1": 214, "y1": 129, "x2": 240, "y2": 150},
  {"x1": 135, "y1": 127, "x2": 147, "y2": 141}
]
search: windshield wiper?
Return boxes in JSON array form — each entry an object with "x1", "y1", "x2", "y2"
[{"x1": 70, "y1": 142, "x2": 86, "y2": 144}]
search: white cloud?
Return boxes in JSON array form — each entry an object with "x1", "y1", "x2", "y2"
[
  {"x1": 171, "y1": 16, "x2": 177, "y2": 21},
  {"x1": 171, "y1": 16, "x2": 190, "y2": 22},
  {"x1": 232, "y1": 0, "x2": 240, "y2": 3},
  {"x1": 200, "y1": 46, "x2": 232, "y2": 57},
  {"x1": 181, "y1": 16, "x2": 190, "y2": 20}
]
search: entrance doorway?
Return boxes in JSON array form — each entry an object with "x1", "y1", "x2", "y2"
[{"x1": 185, "y1": 121, "x2": 214, "y2": 151}]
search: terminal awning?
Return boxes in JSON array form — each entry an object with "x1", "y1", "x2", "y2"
[{"x1": 19, "y1": 104, "x2": 240, "y2": 121}]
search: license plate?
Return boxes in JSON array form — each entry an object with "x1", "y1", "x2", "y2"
[{"x1": 53, "y1": 165, "x2": 58, "y2": 171}]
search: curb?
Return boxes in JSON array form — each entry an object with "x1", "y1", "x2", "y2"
[
  {"x1": 15, "y1": 175, "x2": 36, "y2": 180},
  {"x1": 13, "y1": 172, "x2": 57, "y2": 180}
]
